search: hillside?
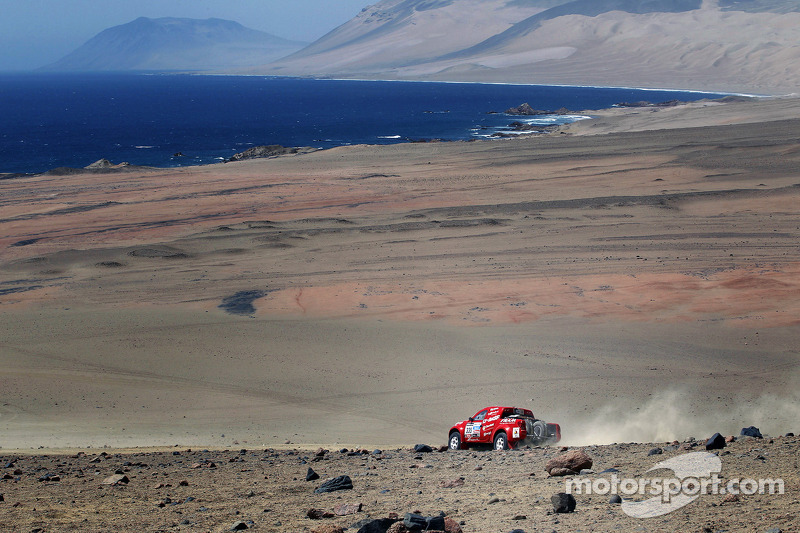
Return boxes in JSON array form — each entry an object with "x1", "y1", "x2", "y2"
[
  {"x1": 258, "y1": 0, "x2": 800, "y2": 94},
  {"x1": 43, "y1": 17, "x2": 307, "y2": 72}
]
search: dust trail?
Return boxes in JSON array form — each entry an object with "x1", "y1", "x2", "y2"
[{"x1": 558, "y1": 389, "x2": 800, "y2": 446}]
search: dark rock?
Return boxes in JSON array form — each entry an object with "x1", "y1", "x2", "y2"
[
  {"x1": 741, "y1": 426, "x2": 763, "y2": 438},
  {"x1": 355, "y1": 518, "x2": 400, "y2": 533},
  {"x1": 228, "y1": 145, "x2": 315, "y2": 162},
  {"x1": 785, "y1": 432, "x2": 794, "y2": 437},
  {"x1": 0, "y1": 493, "x2": 4, "y2": 502},
  {"x1": 218, "y1": 290, "x2": 268, "y2": 316},
  {"x1": 306, "y1": 467, "x2": 320, "y2": 481},
  {"x1": 551, "y1": 493, "x2": 577, "y2": 513},
  {"x1": 648, "y1": 447, "x2": 663, "y2": 455},
  {"x1": 505, "y1": 103, "x2": 548, "y2": 116},
  {"x1": 315, "y1": 475, "x2": 353, "y2": 493},
  {"x1": 609, "y1": 494, "x2": 622, "y2": 504},
  {"x1": 706, "y1": 433, "x2": 726, "y2": 450},
  {"x1": 545, "y1": 449, "x2": 592, "y2": 476},
  {"x1": 230, "y1": 522, "x2": 249, "y2": 531},
  {"x1": 403, "y1": 513, "x2": 445, "y2": 531},
  {"x1": 413, "y1": 444, "x2": 433, "y2": 453}
]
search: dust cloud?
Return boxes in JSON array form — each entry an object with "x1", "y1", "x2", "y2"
[{"x1": 558, "y1": 388, "x2": 800, "y2": 446}]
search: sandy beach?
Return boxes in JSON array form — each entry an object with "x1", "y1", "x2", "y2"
[{"x1": 2, "y1": 95, "x2": 800, "y2": 454}]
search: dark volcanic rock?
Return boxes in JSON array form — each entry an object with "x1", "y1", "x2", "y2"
[
  {"x1": 306, "y1": 467, "x2": 320, "y2": 481},
  {"x1": 230, "y1": 521, "x2": 249, "y2": 531},
  {"x1": 706, "y1": 433, "x2": 726, "y2": 450},
  {"x1": 551, "y1": 492, "x2": 577, "y2": 513},
  {"x1": 355, "y1": 518, "x2": 400, "y2": 533},
  {"x1": 228, "y1": 145, "x2": 315, "y2": 162},
  {"x1": 741, "y1": 426, "x2": 763, "y2": 438},
  {"x1": 609, "y1": 494, "x2": 623, "y2": 504},
  {"x1": 403, "y1": 513, "x2": 445, "y2": 531},
  {"x1": 648, "y1": 447, "x2": 663, "y2": 455},
  {"x1": 413, "y1": 444, "x2": 433, "y2": 453},
  {"x1": 315, "y1": 475, "x2": 353, "y2": 493},
  {"x1": 505, "y1": 103, "x2": 547, "y2": 115}
]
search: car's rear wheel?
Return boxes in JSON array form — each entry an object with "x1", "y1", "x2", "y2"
[
  {"x1": 449, "y1": 431, "x2": 462, "y2": 450},
  {"x1": 493, "y1": 432, "x2": 509, "y2": 450},
  {"x1": 530, "y1": 420, "x2": 548, "y2": 443}
]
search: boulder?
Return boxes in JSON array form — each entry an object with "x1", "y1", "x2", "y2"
[
  {"x1": 609, "y1": 494, "x2": 622, "y2": 504},
  {"x1": 706, "y1": 433, "x2": 726, "y2": 450},
  {"x1": 102, "y1": 474, "x2": 129, "y2": 485},
  {"x1": 230, "y1": 522, "x2": 249, "y2": 531},
  {"x1": 403, "y1": 513, "x2": 445, "y2": 531},
  {"x1": 741, "y1": 426, "x2": 763, "y2": 438},
  {"x1": 306, "y1": 467, "x2": 320, "y2": 481},
  {"x1": 551, "y1": 493, "x2": 577, "y2": 513},
  {"x1": 333, "y1": 502, "x2": 363, "y2": 516},
  {"x1": 413, "y1": 444, "x2": 433, "y2": 453},
  {"x1": 355, "y1": 518, "x2": 401, "y2": 533},
  {"x1": 307, "y1": 508, "x2": 335, "y2": 519},
  {"x1": 545, "y1": 449, "x2": 593, "y2": 476},
  {"x1": 648, "y1": 447, "x2": 663, "y2": 456},
  {"x1": 315, "y1": 475, "x2": 353, "y2": 493},
  {"x1": 444, "y1": 516, "x2": 463, "y2": 533}
]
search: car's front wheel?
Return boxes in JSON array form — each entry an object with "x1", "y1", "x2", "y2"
[
  {"x1": 493, "y1": 432, "x2": 509, "y2": 450},
  {"x1": 448, "y1": 431, "x2": 462, "y2": 450}
]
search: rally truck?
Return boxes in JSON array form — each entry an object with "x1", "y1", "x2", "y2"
[{"x1": 448, "y1": 406, "x2": 561, "y2": 450}]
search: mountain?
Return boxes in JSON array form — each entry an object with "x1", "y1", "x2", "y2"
[
  {"x1": 43, "y1": 17, "x2": 307, "y2": 72},
  {"x1": 258, "y1": 0, "x2": 800, "y2": 94}
]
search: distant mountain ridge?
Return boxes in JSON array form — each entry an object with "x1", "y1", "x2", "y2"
[
  {"x1": 43, "y1": 17, "x2": 307, "y2": 72},
  {"x1": 256, "y1": 0, "x2": 800, "y2": 94}
]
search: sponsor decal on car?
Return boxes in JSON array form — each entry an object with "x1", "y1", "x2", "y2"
[{"x1": 513, "y1": 427, "x2": 521, "y2": 439}]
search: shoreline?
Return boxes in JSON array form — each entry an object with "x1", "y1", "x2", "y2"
[{"x1": 0, "y1": 74, "x2": 748, "y2": 176}]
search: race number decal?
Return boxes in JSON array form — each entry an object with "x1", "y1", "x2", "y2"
[
  {"x1": 512, "y1": 427, "x2": 520, "y2": 439},
  {"x1": 465, "y1": 423, "x2": 481, "y2": 438}
]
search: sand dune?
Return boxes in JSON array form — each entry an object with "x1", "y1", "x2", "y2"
[{"x1": 1, "y1": 97, "x2": 800, "y2": 450}]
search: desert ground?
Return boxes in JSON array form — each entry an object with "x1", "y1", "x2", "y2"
[{"x1": 1, "y1": 95, "x2": 799, "y2": 530}]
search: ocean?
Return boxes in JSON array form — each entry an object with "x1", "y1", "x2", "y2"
[{"x1": 0, "y1": 74, "x2": 728, "y2": 175}]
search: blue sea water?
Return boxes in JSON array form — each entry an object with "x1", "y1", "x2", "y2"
[{"x1": 0, "y1": 74, "x2": 728, "y2": 174}]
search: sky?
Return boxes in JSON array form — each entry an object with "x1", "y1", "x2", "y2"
[{"x1": 0, "y1": 0, "x2": 372, "y2": 71}]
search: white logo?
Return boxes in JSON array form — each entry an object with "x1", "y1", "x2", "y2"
[{"x1": 566, "y1": 451, "x2": 784, "y2": 518}]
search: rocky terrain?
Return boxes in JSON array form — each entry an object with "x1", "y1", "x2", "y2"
[
  {"x1": 2, "y1": 96, "x2": 800, "y2": 531},
  {"x1": 1, "y1": 432, "x2": 798, "y2": 532}
]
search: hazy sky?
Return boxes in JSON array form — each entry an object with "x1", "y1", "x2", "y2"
[{"x1": 0, "y1": 0, "x2": 371, "y2": 71}]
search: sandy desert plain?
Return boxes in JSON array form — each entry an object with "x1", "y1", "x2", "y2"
[{"x1": 1, "y1": 95, "x2": 800, "y2": 532}]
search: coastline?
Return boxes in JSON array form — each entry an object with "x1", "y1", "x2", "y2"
[{"x1": 0, "y1": 74, "x2": 741, "y2": 176}]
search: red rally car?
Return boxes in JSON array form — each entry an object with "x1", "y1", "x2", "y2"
[{"x1": 448, "y1": 406, "x2": 561, "y2": 450}]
